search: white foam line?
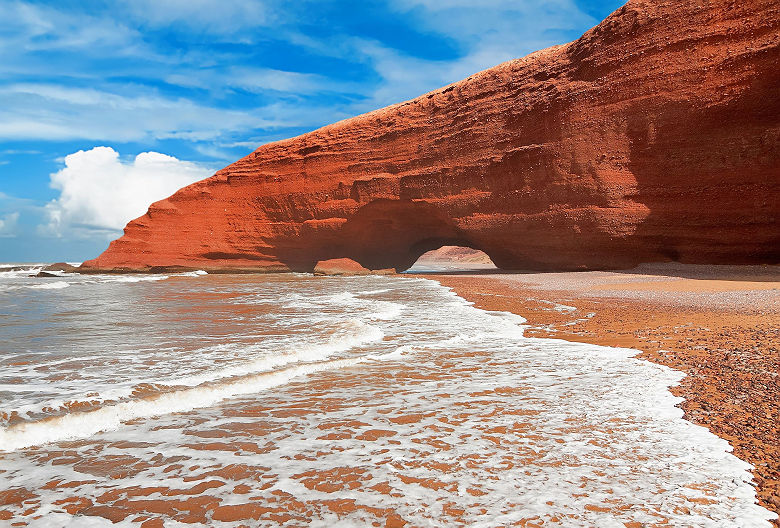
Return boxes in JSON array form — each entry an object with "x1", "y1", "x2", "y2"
[
  {"x1": 360, "y1": 288, "x2": 392, "y2": 295},
  {"x1": 101, "y1": 275, "x2": 169, "y2": 283},
  {"x1": 369, "y1": 300, "x2": 403, "y2": 320},
  {"x1": 0, "y1": 356, "x2": 377, "y2": 452},
  {"x1": 172, "y1": 319, "x2": 383, "y2": 387},
  {"x1": 0, "y1": 319, "x2": 384, "y2": 422},
  {"x1": 29, "y1": 281, "x2": 70, "y2": 290},
  {"x1": 0, "y1": 266, "x2": 43, "y2": 277},
  {"x1": 176, "y1": 270, "x2": 208, "y2": 277}
]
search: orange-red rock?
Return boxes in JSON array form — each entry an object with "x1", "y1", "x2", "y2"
[
  {"x1": 82, "y1": 0, "x2": 779, "y2": 273},
  {"x1": 313, "y1": 258, "x2": 393, "y2": 276}
]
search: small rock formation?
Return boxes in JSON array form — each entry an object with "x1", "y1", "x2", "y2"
[
  {"x1": 33, "y1": 263, "x2": 79, "y2": 277},
  {"x1": 34, "y1": 271, "x2": 60, "y2": 278},
  {"x1": 82, "y1": 0, "x2": 780, "y2": 273},
  {"x1": 1, "y1": 265, "x2": 33, "y2": 272},
  {"x1": 313, "y1": 258, "x2": 394, "y2": 276},
  {"x1": 44, "y1": 263, "x2": 79, "y2": 273}
]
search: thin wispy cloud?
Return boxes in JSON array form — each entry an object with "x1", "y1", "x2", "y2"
[
  {"x1": 0, "y1": 1, "x2": 139, "y2": 55},
  {"x1": 0, "y1": 83, "x2": 298, "y2": 142},
  {"x1": 359, "y1": 0, "x2": 594, "y2": 108},
  {"x1": 119, "y1": 0, "x2": 273, "y2": 35}
]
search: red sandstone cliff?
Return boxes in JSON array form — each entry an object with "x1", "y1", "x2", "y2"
[{"x1": 83, "y1": 0, "x2": 780, "y2": 273}]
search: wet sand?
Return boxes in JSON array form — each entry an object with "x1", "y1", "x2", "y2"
[
  {"x1": 4, "y1": 269, "x2": 777, "y2": 526},
  {"x1": 430, "y1": 263, "x2": 779, "y2": 524}
]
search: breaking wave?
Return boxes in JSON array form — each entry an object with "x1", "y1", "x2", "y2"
[
  {"x1": 29, "y1": 281, "x2": 70, "y2": 290},
  {"x1": 0, "y1": 356, "x2": 380, "y2": 451}
]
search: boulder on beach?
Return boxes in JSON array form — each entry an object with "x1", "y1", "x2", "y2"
[{"x1": 313, "y1": 258, "x2": 394, "y2": 276}]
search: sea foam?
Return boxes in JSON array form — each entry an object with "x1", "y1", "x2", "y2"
[
  {"x1": 0, "y1": 273, "x2": 774, "y2": 527},
  {"x1": 29, "y1": 281, "x2": 70, "y2": 289},
  {"x1": 0, "y1": 356, "x2": 380, "y2": 451}
]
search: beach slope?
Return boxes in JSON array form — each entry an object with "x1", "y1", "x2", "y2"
[{"x1": 434, "y1": 264, "x2": 780, "y2": 521}]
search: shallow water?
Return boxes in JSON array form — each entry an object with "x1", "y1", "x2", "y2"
[{"x1": 0, "y1": 266, "x2": 774, "y2": 526}]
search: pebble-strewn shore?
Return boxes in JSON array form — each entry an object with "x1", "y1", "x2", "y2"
[{"x1": 430, "y1": 264, "x2": 779, "y2": 525}]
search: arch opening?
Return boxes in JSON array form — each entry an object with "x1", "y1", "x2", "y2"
[
  {"x1": 405, "y1": 245, "x2": 498, "y2": 274},
  {"x1": 302, "y1": 199, "x2": 505, "y2": 273}
]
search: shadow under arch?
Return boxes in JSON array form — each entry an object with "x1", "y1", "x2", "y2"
[{"x1": 334, "y1": 199, "x2": 502, "y2": 272}]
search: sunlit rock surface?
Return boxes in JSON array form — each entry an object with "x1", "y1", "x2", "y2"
[{"x1": 83, "y1": 0, "x2": 780, "y2": 273}]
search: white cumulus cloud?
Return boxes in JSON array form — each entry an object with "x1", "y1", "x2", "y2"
[
  {"x1": 44, "y1": 146, "x2": 213, "y2": 237},
  {"x1": 0, "y1": 212, "x2": 20, "y2": 237}
]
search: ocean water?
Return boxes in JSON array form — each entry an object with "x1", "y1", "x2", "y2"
[{"x1": 0, "y1": 266, "x2": 775, "y2": 527}]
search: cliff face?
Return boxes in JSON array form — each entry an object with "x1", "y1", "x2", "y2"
[{"x1": 83, "y1": 0, "x2": 780, "y2": 273}]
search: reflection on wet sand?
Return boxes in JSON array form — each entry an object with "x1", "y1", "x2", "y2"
[{"x1": 0, "y1": 271, "x2": 775, "y2": 526}]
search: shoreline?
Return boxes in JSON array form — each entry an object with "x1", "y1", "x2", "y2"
[
  {"x1": 422, "y1": 263, "x2": 779, "y2": 524},
  {"x1": 2, "y1": 262, "x2": 778, "y2": 524}
]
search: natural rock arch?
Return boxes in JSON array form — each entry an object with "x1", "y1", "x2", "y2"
[
  {"x1": 312, "y1": 199, "x2": 488, "y2": 272},
  {"x1": 81, "y1": 0, "x2": 779, "y2": 273}
]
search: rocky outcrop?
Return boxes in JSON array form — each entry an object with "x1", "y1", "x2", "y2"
[
  {"x1": 44, "y1": 263, "x2": 79, "y2": 273},
  {"x1": 82, "y1": 0, "x2": 780, "y2": 273},
  {"x1": 313, "y1": 258, "x2": 393, "y2": 276},
  {"x1": 33, "y1": 271, "x2": 60, "y2": 277}
]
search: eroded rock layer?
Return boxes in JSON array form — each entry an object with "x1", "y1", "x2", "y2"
[{"x1": 83, "y1": 0, "x2": 780, "y2": 273}]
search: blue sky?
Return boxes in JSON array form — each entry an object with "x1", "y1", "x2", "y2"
[{"x1": 0, "y1": 0, "x2": 624, "y2": 262}]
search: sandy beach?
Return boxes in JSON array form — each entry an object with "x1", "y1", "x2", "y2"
[
  {"x1": 430, "y1": 263, "x2": 779, "y2": 524},
  {"x1": 3, "y1": 267, "x2": 777, "y2": 526}
]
